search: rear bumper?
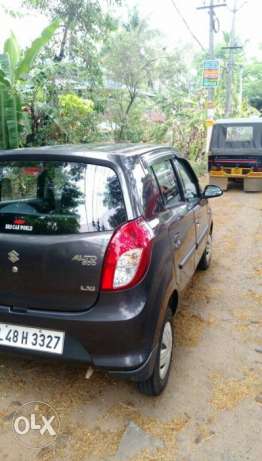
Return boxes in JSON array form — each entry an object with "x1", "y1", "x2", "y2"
[
  {"x1": 210, "y1": 170, "x2": 262, "y2": 178},
  {"x1": 0, "y1": 287, "x2": 158, "y2": 382}
]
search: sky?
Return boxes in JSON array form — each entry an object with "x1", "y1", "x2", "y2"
[{"x1": 0, "y1": 0, "x2": 261, "y2": 60}]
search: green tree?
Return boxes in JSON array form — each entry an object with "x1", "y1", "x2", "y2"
[
  {"x1": 103, "y1": 10, "x2": 161, "y2": 140},
  {"x1": 211, "y1": 33, "x2": 249, "y2": 117},
  {"x1": 0, "y1": 20, "x2": 59, "y2": 148},
  {"x1": 19, "y1": 0, "x2": 123, "y2": 146},
  {"x1": 140, "y1": 48, "x2": 207, "y2": 162},
  {"x1": 243, "y1": 57, "x2": 262, "y2": 113},
  {"x1": 22, "y1": 0, "x2": 122, "y2": 62}
]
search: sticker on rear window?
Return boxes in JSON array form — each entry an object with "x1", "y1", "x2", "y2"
[{"x1": 5, "y1": 224, "x2": 33, "y2": 232}]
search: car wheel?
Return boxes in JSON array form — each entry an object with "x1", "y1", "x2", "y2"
[
  {"x1": 198, "y1": 232, "x2": 212, "y2": 270},
  {"x1": 137, "y1": 308, "x2": 174, "y2": 396}
]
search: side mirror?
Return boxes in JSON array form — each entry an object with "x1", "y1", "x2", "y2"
[{"x1": 203, "y1": 184, "x2": 223, "y2": 199}]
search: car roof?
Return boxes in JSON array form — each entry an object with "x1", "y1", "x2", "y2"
[
  {"x1": 0, "y1": 143, "x2": 171, "y2": 163},
  {"x1": 215, "y1": 118, "x2": 262, "y2": 125}
]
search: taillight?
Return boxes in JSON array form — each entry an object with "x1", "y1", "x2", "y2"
[{"x1": 101, "y1": 217, "x2": 153, "y2": 291}]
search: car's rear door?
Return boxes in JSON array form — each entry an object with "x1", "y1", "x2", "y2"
[
  {"x1": 150, "y1": 156, "x2": 196, "y2": 291},
  {"x1": 174, "y1": 158, "x2": 209, "y2": 266}
]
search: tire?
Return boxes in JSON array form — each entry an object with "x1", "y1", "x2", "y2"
[
  {"x1": 137, "y1": 308, "x2": 174, "y2": 396},
  {"x1": 198, "y1": 232, "x2": 212, "y2": 270}
]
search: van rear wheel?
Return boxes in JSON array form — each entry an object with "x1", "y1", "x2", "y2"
[{"x1": 137, "y1": 308, "x2": 174, "y2": 396}]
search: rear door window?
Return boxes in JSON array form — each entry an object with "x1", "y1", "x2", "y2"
[
  {"x1": 0, "y1": 160, "x2": 127, "y2": 234},
  {"x1": 151, "y1": 159, "x2": 181, "y2": 207}
]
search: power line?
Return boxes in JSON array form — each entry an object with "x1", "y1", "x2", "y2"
[{"x1": 169, "y1": 0, "x2": 205, "y2": 51}]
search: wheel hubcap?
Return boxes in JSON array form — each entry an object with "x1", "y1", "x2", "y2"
[{"x1": 159, "y1": 321, "x2": 173, "y2": 380}]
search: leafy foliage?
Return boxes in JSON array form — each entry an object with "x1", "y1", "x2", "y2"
[
  {"x1": 0, "y1": 54, "x2": 21, "y2": 149},
  {"x1": 0, "y1": 21, "x2": 59, "y2": 149},
  {"x1": 22, "y1": 0, "x2": 121, "y2": 63},
  {"x1": 243, "y1": 58, "x2": 262, "y2": 113},
  {"x1": 57, "y1": 93, "x2": 95, "y2": 143},
  {"x1": 16, "y1": 19, "x2": 60, "y2": 79},
  {"x1": 1, "y1": 2, "x2": 261, "y2": 162},
  {"x1": 103, "y1": 11, "x2": 161, "y2": 140}
]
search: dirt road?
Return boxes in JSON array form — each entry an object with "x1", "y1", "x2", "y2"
[{"x1": 0, "y1": 185, "x2": 261, "y2": 461}]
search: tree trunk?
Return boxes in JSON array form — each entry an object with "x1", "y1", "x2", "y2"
[
  {"x1": 118, "y1": 92, "x2": 136, "y2": 140},
  {"x1": 56, "y1": 25, "x2": 69, "y2": 61}
]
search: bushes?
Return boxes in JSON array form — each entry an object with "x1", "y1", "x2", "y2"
[{"x1": 58, "y1": 93, "x2": 95, "y2": 143}]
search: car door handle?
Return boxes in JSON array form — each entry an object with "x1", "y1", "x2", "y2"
[{"x1": 172, "y1": 233, "x2": 182, "y2": 249}]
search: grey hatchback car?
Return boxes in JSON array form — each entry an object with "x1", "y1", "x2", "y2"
[{"x1": 0, "y1": 144, "x2": 222, "y2": 395}]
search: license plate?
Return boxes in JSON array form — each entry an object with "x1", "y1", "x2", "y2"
[{"x1": 0, "y1": 323, "x2": 65, "y2": 355}]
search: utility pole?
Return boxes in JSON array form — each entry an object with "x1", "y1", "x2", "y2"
[
  {"x1": 197, "y1": 1, "x2": 227, "y2": 151},
  {"x1": 238, "y1": 64, "x2": 244, "y2": 112}
]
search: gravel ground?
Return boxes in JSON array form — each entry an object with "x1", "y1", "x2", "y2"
[{"x1": 0, "y1": 183, "x2": 261, "y2": 461}]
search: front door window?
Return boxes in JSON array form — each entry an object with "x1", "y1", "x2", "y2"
[{"x1": 176, "y1": 160, "x2": 199, "y2": 204}]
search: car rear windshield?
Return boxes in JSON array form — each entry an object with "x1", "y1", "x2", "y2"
[{"x1": 0, "y1": 160, "x2": 127, "y2": 234}]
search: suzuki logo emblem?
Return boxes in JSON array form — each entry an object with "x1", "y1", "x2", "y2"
[{"x1": 8, "y1": 250, "x2": 20, "y2": 264}]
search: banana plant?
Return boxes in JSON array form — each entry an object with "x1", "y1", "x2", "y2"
[{"x1": 0, "y1": 19, "x2": 60, "y2": 149}]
